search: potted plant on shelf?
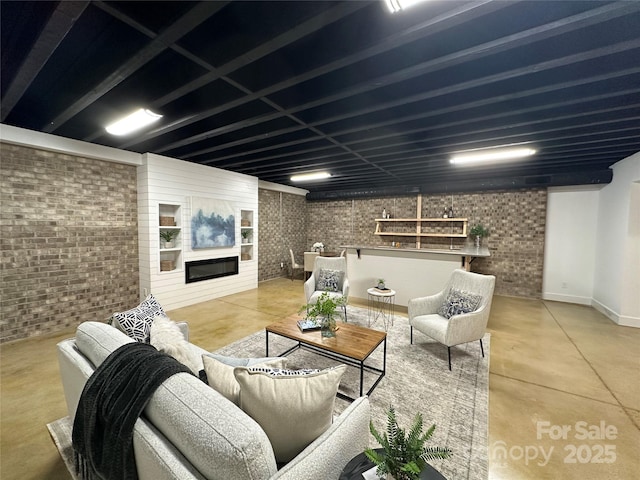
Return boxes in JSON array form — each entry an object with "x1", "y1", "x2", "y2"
[
  {"x1": 365, "y1": 406, "x2": 452, "y2": 480},
  {"x1": 469, "y1": 224, "x2": 490, "y2": 248},
  {"x1": 241, "y1": 230, "x2": 250, "y2": 243},
  {"x1": 160, "y1": 230, "x2": 178, "y2": 249},
  {"x1": 299, "y1": 291, "x2": 346, "y2": 338}
]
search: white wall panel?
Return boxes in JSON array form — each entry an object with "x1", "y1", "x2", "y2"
[{"x1": 138, "y1": 153, "x2": 258, "y2": 310}]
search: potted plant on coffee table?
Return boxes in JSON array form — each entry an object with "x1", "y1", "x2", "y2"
[
  {"x1": 365, "y1": 405, "x2": 451, "y2": 480},
  {"x1": 299, "y1": 291, "x2": 346, "y2": 338}
]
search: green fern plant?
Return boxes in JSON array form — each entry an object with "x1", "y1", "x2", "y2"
[{"x1": 365, "y1": 406, "x2": 451, "y2": 480}]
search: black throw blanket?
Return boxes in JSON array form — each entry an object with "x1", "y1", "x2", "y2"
[{"x1": 72, "y1": 342, "x2": 192, "y2": 480}]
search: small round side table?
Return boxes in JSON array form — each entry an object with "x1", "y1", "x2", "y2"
[
  {"x1": 339, "y1": 448, "x2": 446, "y2": 479},
  {"x1": 367, "y1": 287, "x2": 396, "y2": 331}
]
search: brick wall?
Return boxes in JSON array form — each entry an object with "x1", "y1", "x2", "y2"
[
  {"x1": 258, "y1": 189, "x2": 307, "y2": 281},
  {"x1": 0, "y1": 143, "x2": 140, "y2": 343},
  {"x1": 307, "y1": 189, "x2": 547, "y2": 298}
]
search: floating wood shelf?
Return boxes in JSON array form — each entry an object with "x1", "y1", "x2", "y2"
[{"x1": 374, "y1": 196, "x2": 468, "y2": 247}]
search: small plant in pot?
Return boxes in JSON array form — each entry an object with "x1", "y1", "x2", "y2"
[
  {"x1": 377, "y1": 278, "x2": 386, "y2": 289},
  {"x1": 241, "y1": 229, "x2": 250, "y2": 243},
  {"x1": 365, "y1": 405, "x2": 451, "y2": 480},
  {"x1": 469, "y1": 224, "x2": 490, "y2": 248},
  {"x1": 160, "y1": 230, "x2": 178, "y2": 248},
  {"x1": 299, "y1": 291, "x2": 346, "y2": 338}
]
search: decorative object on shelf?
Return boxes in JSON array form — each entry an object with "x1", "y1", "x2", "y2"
[
  {"x1": 382, "y1": 208, "x2": 387, "y2": 219},
  {"x1": 442, "y1": 208, "x2": 448, "y2": 218},
  {"x1": 160, "y1": 230, "x2": 178, "y2": 249},
  {"x1": 159, "y1": 216, "x2": 176, "y2": 226},
  {"x1": 312, "y1": 242, "x2": 324, "y2": 253},
  {"x1": 241, "y1": 253, "x2": 251, "y2": 261},
  {"x1": 160, "y1": 260, "x2": 174, "y2": 272},
  {"x1": 365, "y1": 405, "x2": 451, "y2": 480},
  {"x1": 241, "y1": 219, "x2": 251, "y2": 227},
  {"x1": 241, "y1": 230, "x2": 250, "y2": 243},
  {"x1": 299, "y1": 291, "x2": 346, "y2": 338},
  {"x1": 469, "y1": 224, "x2": 490, "y2": 248},
  {"x1": 448, "y1": 206, "x2": 454, "y2": 218}
]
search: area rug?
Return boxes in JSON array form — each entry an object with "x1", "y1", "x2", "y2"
[
  {"x1": 47, "y1": 307, "x2": 488, "y2": 480},
  {"x1": 215, "y1": 307, "x2": 489, "y2": 480}
]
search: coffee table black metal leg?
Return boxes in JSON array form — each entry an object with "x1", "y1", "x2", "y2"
[
  {"x1": 360, "y1": 360, "x2": 364, "y2": 397},
  {"x1": 265, "y1": 330, "x2": 269, "y2": 356}
]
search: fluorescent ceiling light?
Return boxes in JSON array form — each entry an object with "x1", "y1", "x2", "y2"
[
  {"x1": 385, "y1": 0, "x2": 429, "y2": 13},
  {"x1": 450, "y1": 147, "x2": 537, "y2": 165},
  {"x1": 290, "y1": 172, "x2": 332, "y2": 182},
  {"x1": 105, "y1": 108, "x2": 162, "y2": 136}
]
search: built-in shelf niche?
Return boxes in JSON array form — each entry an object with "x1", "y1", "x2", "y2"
[
  {"x1": 240, "y1": 209, "x2": 254, "y2": 261},
  {"x1": 159, "y1": 203, "x2": 183, "y2": 272}
]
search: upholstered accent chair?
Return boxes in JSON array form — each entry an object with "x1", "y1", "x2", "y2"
[
  {"x1": 408, "y1": 269, "x2": 495, "y2": 370},
  {"x1": 289, "y1": 249, "x2": 303, "y2": 281},
  {"x1": 304, "y1": 256, "x2": 349, "y2": 320}
]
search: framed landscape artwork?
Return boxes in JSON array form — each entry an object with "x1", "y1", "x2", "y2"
[{"x1": 190, "y1": 197, "x2": 236, "y2": 249}]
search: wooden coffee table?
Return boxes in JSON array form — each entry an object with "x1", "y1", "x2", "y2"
[{"x1": 265, "y1": 314, "x2": 387, "y2": 401}]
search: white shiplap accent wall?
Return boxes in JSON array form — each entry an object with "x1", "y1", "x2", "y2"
[{"x1": 138, "y1": 153, "x2": 258, "y2": 310}]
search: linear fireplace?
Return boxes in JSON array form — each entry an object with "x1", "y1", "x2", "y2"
[{"x1": 185, "y1": 257, "x2": 238, "y2": 284}]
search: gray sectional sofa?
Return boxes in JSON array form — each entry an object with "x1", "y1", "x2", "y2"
[{"x1": 57, "y1": 321, "x2": 370, "y2": 480}]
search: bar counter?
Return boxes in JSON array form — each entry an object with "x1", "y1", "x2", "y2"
[{"x1": 341, "y1": 245, "x2": 490, "y2": 307}]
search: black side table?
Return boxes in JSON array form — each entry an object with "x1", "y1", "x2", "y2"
[{"x1": 339, "y1": 448, "x2": 446, "y2": 480}]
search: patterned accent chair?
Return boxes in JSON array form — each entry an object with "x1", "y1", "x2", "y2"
[
  {"x1": 304, "y1": 256, "x2": 349, "y2": 321},
  {"x1": 408, "y1": 269, "x2": 495, "y2": 370}
]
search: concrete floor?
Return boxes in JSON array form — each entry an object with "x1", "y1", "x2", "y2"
[{"x1": 1, "y1": 278, "x2": 638, "y2": 479}]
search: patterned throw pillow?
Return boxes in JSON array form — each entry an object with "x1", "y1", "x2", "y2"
[
  {"x1": 316, "y1": 268, "x2": 344, "y2": 292},
  {"x1": 438, "y1": 288, "x2": 482, "y2": 319},
  {"x1": 111, "y1": 294, "x2": 166, "y2": 342},
  {"x1": 234, "y1": 365, "x2": 346, "y2": 463}
]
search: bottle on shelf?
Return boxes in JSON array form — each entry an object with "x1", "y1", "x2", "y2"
[
  {"x1": 448, "y1": 206, "x2": 454, "y2": 218},
  {"x1": 442, "y1": 208, "x2": 448, "y2": 218},
  {"x1": 382, "y1": 208, "x2": 387, "y2": 219}
]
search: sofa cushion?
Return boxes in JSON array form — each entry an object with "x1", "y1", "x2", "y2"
[
  {"x1": 234, "y1": 365, "x2": 346, "y2": 463},
  {"x1": 144, "y1": 370, "x2": 278, "y2": 480},
  {"x1": 201, "y1": 354, "x2": 287, "y2": 405},
  {"x1": 316, "y1": 268, "x2": 344, "y2": 292},
  {"x1": 76, "y1": 321, "x2": 134, "y2": 369},
  {"x1": 112, "y1": 294, "x2": 166, "y2": 342},
  {"x1": 437, "y1": 288, "x2": 482, "y2": 319}
]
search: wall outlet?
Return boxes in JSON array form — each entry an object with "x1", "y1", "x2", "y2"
[
  {"x1": 280, "y1": 262, "x2": 284, "y2": 268},
  {"x1": 143, "y1": 288, "x2": 148, "y2": 296},
  {"x1": 561, "y1": 282, "x2": 568, "y2": 289}
]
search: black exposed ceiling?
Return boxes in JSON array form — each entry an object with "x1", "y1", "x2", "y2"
[{"x1": 2, "y1": 1, "x2": 639, "y2": 199}]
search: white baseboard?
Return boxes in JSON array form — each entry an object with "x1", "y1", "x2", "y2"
[
  {"x1": 542, "y1": 292, "x2": 592, "y2": 305},
  {"x1": 592, "y1": 299, "x2": 640, "y2": 328}
]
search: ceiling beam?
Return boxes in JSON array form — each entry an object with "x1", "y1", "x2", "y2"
[
  {"x1": 1, "y1": 1, "x2": 89, "y2": 121},
  {"x1": 118, "y1": 0, "x2": 507, "y2": 148},
  {"x1": 42, "y1": 1, "x2": 228, "y2": 133},
  {"x1": 150, "y1": 1, "x2": 640, "y2": 154}
]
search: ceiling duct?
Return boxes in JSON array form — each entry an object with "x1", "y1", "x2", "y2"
[{"x1": 305, "y1": 170, "x2": 612, "y2": 200}]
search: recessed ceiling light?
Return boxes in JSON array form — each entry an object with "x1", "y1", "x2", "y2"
[
  {"x1": 105, "y1": 108, "x2": 162, "y2": 136},
  {"x1": 290, "y1": 172, "x2": 332, "y2": 182},
  {"x1": 450, "y1": 147, "x2": 537, "y2": 165},
  {"x1": 385, "y1": 0, "x2": 430, "y2": 13}
]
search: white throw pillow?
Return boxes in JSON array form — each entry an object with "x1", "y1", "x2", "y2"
[
  {"x1": 201, "y1": 354, "x2": 287, "y2": 405},
  {"x1": 234, "y1": 365, "x2": 346, "y2": 463},
  {"x1": 150, "y1": 315, "x2": 200, "y2": 374}
]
